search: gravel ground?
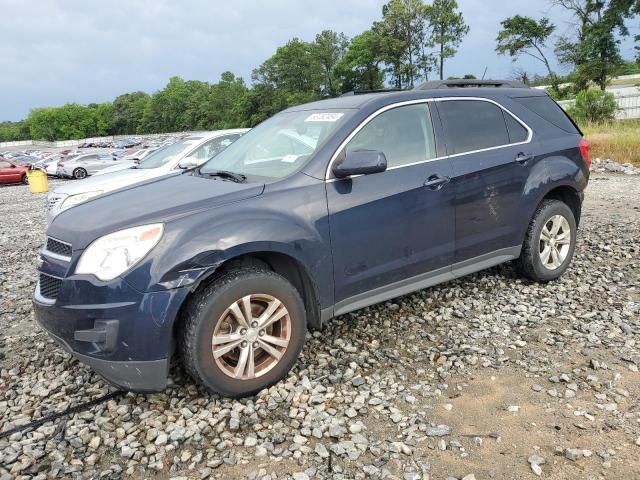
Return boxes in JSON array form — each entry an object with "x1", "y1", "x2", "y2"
[{"x1": 0, "y1": 172, "x2": 639, "y2": 480}]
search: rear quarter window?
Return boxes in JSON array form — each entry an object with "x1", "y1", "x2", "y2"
[
  {"x1": 513, "y1": 96, "x2": 580, "y2": 134},
  {"x1": 504, "y1": 112, "x2": 529, "y2": 143}
]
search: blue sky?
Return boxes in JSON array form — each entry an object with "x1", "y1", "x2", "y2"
[{"x1": 1, "y1": 0, "x2": 637, "y2": 121}]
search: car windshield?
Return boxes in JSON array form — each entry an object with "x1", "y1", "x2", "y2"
[
  {"x1": 137, "y1": 138, "x2": 202, "y2": 169},
  {"x1": 199, "y1": 110, "x2": 350, "y2": 180}
]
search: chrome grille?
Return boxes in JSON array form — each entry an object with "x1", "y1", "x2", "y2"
[
  {"x1": 39, "y1": 274, "x2": 62, "y2": 300},
  {"x1": 45, "y1": 237, "x2": 72, "y2": 258}
]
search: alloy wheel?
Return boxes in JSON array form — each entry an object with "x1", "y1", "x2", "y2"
[
  {"x1": 539, "y1": 214, "x2": 571, "y2": 270},
  {"x1": 211, "y1": 294, "x2": 291, "y2": 379}
]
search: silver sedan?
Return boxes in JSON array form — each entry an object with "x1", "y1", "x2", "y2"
[{"x1": 56, "y1": 152, "x2": 119, "y2": 179}]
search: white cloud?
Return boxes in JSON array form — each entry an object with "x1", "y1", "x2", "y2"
[{"x1": 0, "y1": 0, "x2": 636, "y2": 120}]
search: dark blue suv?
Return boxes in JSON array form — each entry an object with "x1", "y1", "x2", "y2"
[{"x1": 34, "y1": 81, "x2": 590, "y2": 397}]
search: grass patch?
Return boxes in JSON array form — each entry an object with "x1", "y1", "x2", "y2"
[{"x1": 581, "y1": 119, "x2": 640, "y2": 167}]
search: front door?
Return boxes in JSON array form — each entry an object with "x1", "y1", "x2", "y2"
[{"x1": 326, "y1": 102, "x2": 455, "y2": 315}]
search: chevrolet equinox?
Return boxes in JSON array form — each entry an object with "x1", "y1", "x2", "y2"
[{"x1": 34, "y1": 80, "x2": 590, "y2": 397}]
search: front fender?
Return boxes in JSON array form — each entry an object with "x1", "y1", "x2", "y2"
[{"x1": 123, "y1": 180, "x2": 333, "y2": 308}]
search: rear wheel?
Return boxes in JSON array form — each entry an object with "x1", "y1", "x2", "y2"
[
  {"x1": 73, "y1": 168, "x2": 87, "y2": 179},
  {"x1": 179, "y1": 268, "x2": 306, "y2": 397},
  {"x1": 516, "y1": 199, "x2": 577, "y2": 282},
  {"x1": 21, "y1": 174, "x2": 28, "y2": 185}
]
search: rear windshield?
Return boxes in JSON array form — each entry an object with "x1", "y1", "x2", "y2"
[{"x1": 514, "y1": 96, "x2": 580, "y2": 134}]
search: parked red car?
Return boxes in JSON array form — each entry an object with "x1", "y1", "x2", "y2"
[{"x1": 0, "y1": 158, "x2": 29, "y2": 185}]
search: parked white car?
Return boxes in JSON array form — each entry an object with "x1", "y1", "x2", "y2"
[
  {"x1": 47, "y1": 129, "x2": 249, "y2": 223},
  {"x1": 56, "y1": 152, "x2": 118, "y2": 179},
  {"x1": 43, "y1": 157, "x2": 60, "y2": 176},
  {"x1": 123, "y1": 148, "x2": 158, "y2": 162}
]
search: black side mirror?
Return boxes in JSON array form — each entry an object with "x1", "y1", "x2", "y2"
[{"x1": 332, "y1": 150, "x2": 387, "y2": 179}]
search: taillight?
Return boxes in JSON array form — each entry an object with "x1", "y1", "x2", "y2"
[{"x1": 579, "y1": 138, "x2": 591, "y2": 169}]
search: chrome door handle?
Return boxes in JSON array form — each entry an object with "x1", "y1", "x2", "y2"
[
  {"x1": 424, "y1": 174, "x2": 450, "y2": 190},
  {"x1": 515, "y1": 153, "x2": 534, "y2": 165}
]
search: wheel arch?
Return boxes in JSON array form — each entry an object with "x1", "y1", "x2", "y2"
[
  {"x1": 517, "y1": 176, "x2": 584, "y2": 254},
  {"x1": 173, "y1": 249, "x2": 323, "y2": 345},
  {"x1": 540, "y1": 184, "x2": 582, "y2": 226}
]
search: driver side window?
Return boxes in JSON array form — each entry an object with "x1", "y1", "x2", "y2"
[{"x1": 345, "y1": 104, "x2": 436, "y2": 168}]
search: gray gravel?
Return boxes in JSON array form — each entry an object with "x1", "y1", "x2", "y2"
[{"x1": 0, "y1": 169, "x2": 639, "y2": 480}]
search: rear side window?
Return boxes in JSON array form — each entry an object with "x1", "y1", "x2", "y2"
[
  {"x1": 514, "y1": 96, "x2": 580, "y2": 134},
  {"x1": 504, "y1": 112, "x2": 529, "y2": 143},
  {"x1": 437, "y1": 100, "x2": 509, "y2": 155}
]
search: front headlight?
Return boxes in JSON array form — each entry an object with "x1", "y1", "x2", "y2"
[
  {"x1": 61, "y1": 190, "x2": 104, "y2": 210},
  {"x1": 76, "y1": 224, "x2": 164, "y2": 281}
]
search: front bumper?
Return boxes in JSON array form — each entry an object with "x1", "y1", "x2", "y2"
[
  {"x1": 44, "y1": 327, "x2": 169, "y2": 392},
  {"x1": 33, "y1": 276, "x2": 191, "y2": 392}
]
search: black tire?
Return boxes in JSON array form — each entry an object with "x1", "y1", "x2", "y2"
[
  {"x1": 179, "y1": 268, "x2": 306, "y2": 398},
  {"x1": 21, "y1": 174, "x2": 28, "y2": 185},
  {"x1": 73, "y1": 168, "x2": 87, "y2": 179},
  {"x1": 516, "y1": 199, "x2": 577, "y2": 282}
]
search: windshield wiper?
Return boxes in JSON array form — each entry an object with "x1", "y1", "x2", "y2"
[{"x1": 200, "y1": 170, "x2": 247, "y2": 183}]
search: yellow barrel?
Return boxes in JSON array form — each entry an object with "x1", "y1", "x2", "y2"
[{"x1": 27, "y1": 168, "x2": 49, "y2": 193}]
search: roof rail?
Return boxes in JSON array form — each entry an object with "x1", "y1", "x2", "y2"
[
  {"x1": 414, "y1": 79, "x2": 529, "y2": 90},
  {"x1": 340, "y1": 89, "x2": 403, "y2": 97}
]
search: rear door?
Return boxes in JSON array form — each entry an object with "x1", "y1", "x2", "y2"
[
  {"x1": 326, "y1": 102, "x2": 455, "y2": 314},
  {"x1": 77, "y1": 154, "x2": 100, "y2": 173},
  {"x1": 435, "y1": 98, "x2": 534, "y2": 268},
  {"x1": 94, "y1": 155, "x2": 117, "y2": 172}
]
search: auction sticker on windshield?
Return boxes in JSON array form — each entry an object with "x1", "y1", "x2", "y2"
[{"x1": 305, "y1": 112, "x2": 344, "y2": 122}]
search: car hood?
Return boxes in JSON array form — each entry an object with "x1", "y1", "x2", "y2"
[
  {"x1": 51, "y1": 167, "x2": 172, "y2": 197},
  {"x1": 94, "y1": 161, "x2": 137, "y2": 175},
  {"x1": 48, "y1": 173, "x2": 265, "y2": 249}
]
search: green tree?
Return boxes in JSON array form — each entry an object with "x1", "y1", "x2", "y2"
[
  {"x1": 335, "y1": 29, "x2": 386, "y2": 92},
  {"x1": 374, "y1": 0, "x2": 431, "y2": 88},
  {"x1": 252, "y1": 38, "x2": 323, "y2": 104},
  {"x1": 428, "y1": 0, "x2": 469, "y2": 80},
  {"x1": 238, "y1": 84, "x2": 288, "y2": 127},
  {"x1": 0, "y1": 121, "x2": 29, "y2": 142},
  {"x1": 112, "y1": 92, "x2": 150, "y2": 134},
  {"x1": 139, "y1": 77, "x2": 210, "y2": 133},
  {"x1": 496, "y1": 16, "x2": 559, "y2": 93},
  {"x1": 201, "y1": 72, "x2": 249, "y2": 129},
  {"x1": 567, "y1": 89, "x2": 618, "y2": 122},
  {"x1": 313, "y1": 30, "x2": 350, "y2": 96},
  {"x1": 552, "y1": 0, "x2": 636, "y2": 90}
]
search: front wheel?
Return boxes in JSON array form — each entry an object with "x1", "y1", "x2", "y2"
[
  {"x1": 516, "y1": 199, "x2": 577, "y2": 282},
  {"x1": 21, "y1": 174, "x2": 28, "y2": 185},
  {"x1": 179, "y1": 268, "x2": 306, "y2": 397},
  {"x1": 73, "y1": 168, "x2": 87, "y2": 179}
]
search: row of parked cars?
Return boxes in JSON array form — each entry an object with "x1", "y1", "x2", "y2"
[
  {"x1": 46, "y1": 129, "x2": 249, "y2": 219},
  {"x1": 34, "y1": 81, "x2": 591, "y2": 398},
  {"x1": 0, "y1": 149, "x2": 58, "y2": 185},
  {"x1": 0, "y1": 134, "x2": 192, "y2": 185}
]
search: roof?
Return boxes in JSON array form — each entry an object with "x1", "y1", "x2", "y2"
[
  {"x1": 285, "y1": 86, "x2": 548, "y2": 113},
  {"x1": 186, "y1": 128, "x2": 250, "y2": 139},
  {"x1": 415, "y1": 79, "x2": 529, "y2": 89}
]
